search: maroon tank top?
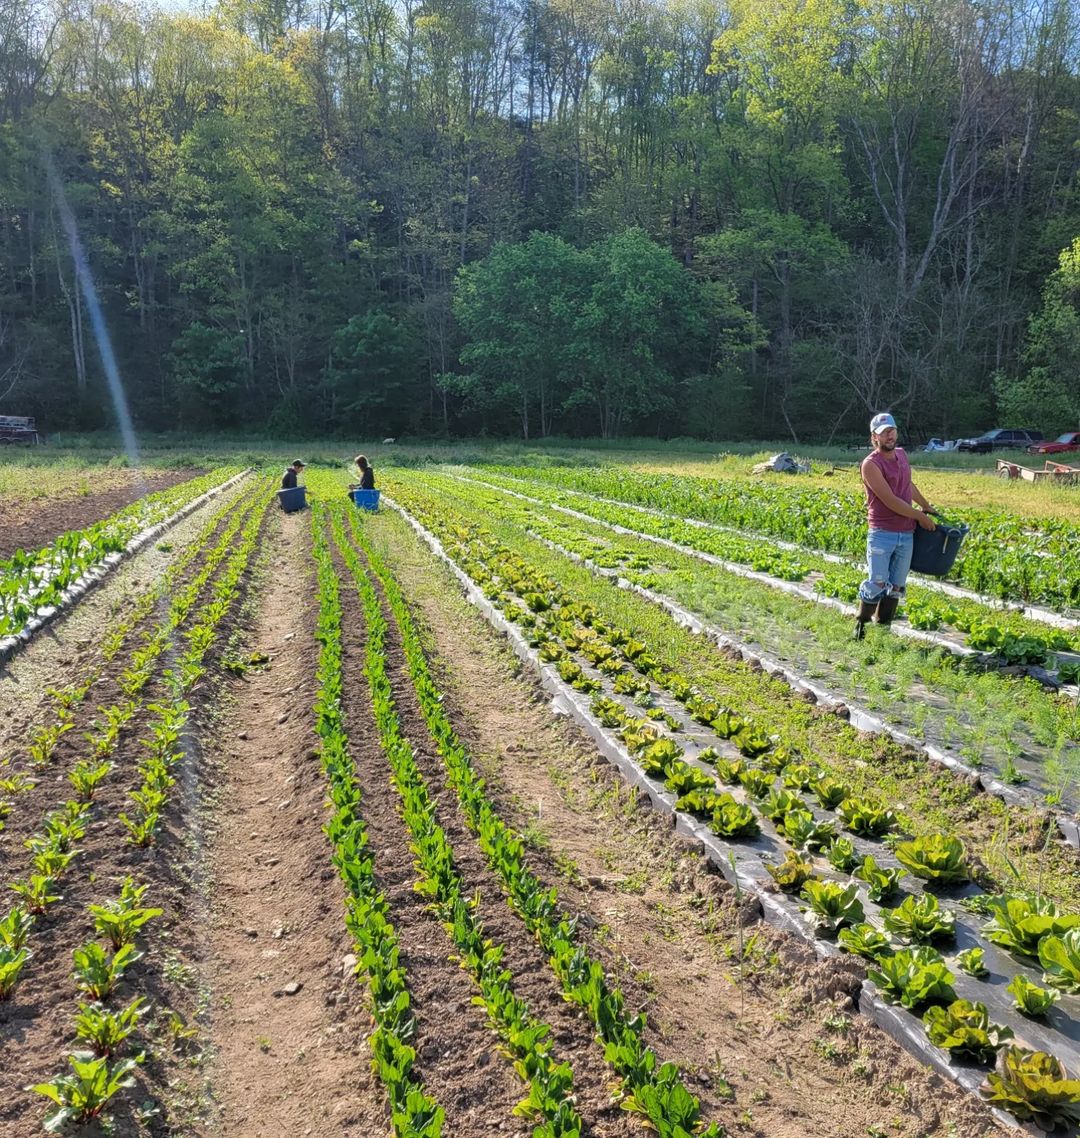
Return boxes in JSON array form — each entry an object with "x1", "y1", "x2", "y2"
[{"x1": 863, "y1": 448, "x2": 915, "y2": 533}]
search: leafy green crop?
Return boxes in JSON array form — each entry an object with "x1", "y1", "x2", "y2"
[
  {"x1": 31, "y1": 1053, "x2": 140, "y2": 1131},
  {"x1": 894, "y1": 834, "x2": 968, "y2": 885},
  {"x1": 882, "y1": 894, "x2": 956, "y2": 945},
  {"x1": 801, "y1": 880, "x2": 864, "y2": 936},
  {"x1": 982, "y1": 1047, "x2": 1080, "y2": 1129},
  {"x1": 1008, "y1": 975, "x2": 1059, "y2": 1017},
  {"x1": 766, "y1": 851, "x2": 815, "y2": 893},
  {"x1": 923, "y1": 999, "x2": 1013, "y2": 1063},
  {"x1": 868, "y1": 947, "x2": 956, "y2": 1009},
  {"x1": 854, "y1": 856, "x2": 906, "y2": 904},
  {"x1": 1038, "y1": 929, "x2": 1080, "y2": 992},
  {"x1": 956, "y1": 947, "x2": 988, "y2": 978},
  {"x1": 837, "y1": 923, "x2": 893, "y2": 961},
  {"x1": 982, "y1": 896, "x2": 1079, "y2": 958},
  {"x1": 837, "y1": 797, "x2": 895, "y2": 838}
]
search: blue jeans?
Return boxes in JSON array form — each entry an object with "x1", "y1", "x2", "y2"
[{"x1": 859, "y1": 529, "x2": 913, "y2": 602}]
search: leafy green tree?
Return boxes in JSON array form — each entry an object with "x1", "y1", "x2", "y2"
[
  {"x1": 997, "y1": 237, "x2": 1080, "y2": 432},
  {"x1": 450, "y1": 232, "x2": 592, "y2": 438}
]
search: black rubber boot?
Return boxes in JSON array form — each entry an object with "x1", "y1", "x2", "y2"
[
  {"x1": 876, "y1": 595, "x2": 900, "y2": 626},
  {"x1": 854, "y1": 599, "x2": 878, "y2": 640}
]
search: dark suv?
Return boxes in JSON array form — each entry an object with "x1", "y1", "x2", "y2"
[{"x1": 956, "y1": 428, "x2": 1044, "y2": 453}]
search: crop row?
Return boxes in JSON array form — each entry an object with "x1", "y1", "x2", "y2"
[
  {"x1": 2, "y1": 486, "x2": 268, "y2": 988},
  {"x1": 0, "y1": 465, "x2": 246, "y2": 642},
  {"x1": 331, "y1": 505, "x2": 586, "y2": 1137},
  {"x1": 310, "y1": 503, "x2": 444, "y2": 1135},
  {"x1": 383, "y1": 481, "x2": 1080, "y2": 1131},
  {"x1": 477, "y1": 464, "x2": 1080, "y2": 614},
  {"x1": 2, "y1": 479, "x2": 268, "y2": 846},
  {"x1": 324, "y1": 487, "x2": 726, "y2": 1137},
  {"x1": 425, "y1": 471, "x2": 1080, "y2": 807},
  {"x1": 463, "y1": 470, "x2": 1080, "y2": 658},
  {"x1": 3, "y1": 481, "x2": 271, "y2": 1128}
]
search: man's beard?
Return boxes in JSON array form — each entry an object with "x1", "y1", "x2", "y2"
[{"x1": 878, "y1": 438, "x2": 897, "y2": 452}]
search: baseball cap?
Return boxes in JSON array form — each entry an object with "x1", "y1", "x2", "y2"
[
  {"x1": 870, "y1": 413, "x2": 897, "y2": 434},
  {"x1": 292, "y1": 458, "x2": 306, "y2": 467}
]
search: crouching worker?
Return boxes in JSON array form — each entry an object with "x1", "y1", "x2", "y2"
[
  {"x1": 855, "y1": 413, "x2": 936, "y2": 640},
  {"x1": 281, "y1": 459, "x2": 306, "y2": 489}
]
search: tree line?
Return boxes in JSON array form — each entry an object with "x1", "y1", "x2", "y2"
[{"x1": 1, "y1": 0, "x2": 1078, "y2": 442}]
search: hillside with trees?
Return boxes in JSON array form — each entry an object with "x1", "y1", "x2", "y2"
[{"x1": 1, "y1": 0, "x2": 1078, "y2": 441}]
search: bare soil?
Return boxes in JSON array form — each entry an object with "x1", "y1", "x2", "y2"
[
  {"x1": 0, "y1": 468, "x2": 204, "y2": 559},
  {"x1": 365, "y1": 507, "x2": 1006, "y2": 1138},
  {"x1": 202, "y1": 510, "x2": 385, "y2": 1138}
]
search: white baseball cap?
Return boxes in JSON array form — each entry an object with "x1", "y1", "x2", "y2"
[{"x1": 870, "y1": 412, "x2": 897, "y2": 434}]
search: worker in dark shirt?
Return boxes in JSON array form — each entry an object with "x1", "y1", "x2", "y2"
[
  {"x1": 281, "y1": 459, "x2": 305, "y2": 489},
  {"x1": 350, "y1": 454, "x2": 375, "y2": 490}
]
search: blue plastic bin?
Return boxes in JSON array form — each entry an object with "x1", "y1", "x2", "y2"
[
  {"x1": 351, "y1": 488, "x2": 381, "y2": 512},
  {"x1": 911, "y1": 521, "x2": 969, "y2": 577},
  {"x1": 277, "y1": 486, "x2": 307, "y2": 513}
]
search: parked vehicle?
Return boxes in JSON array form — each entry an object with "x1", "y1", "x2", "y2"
[
  {"x1": 955, "y1": 428, "x2": 1044, "y2": 453},
  {"x1": 1027, "y1": 431, "x2": 1080, "y2": 455},
  {"x1": 0, "y1": 415, "x2": 41, "y2": 444}
]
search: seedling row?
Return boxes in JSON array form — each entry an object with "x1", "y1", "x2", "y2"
[{"x1": 0, "y1": 476, "x2": 272, "y2": 1132}]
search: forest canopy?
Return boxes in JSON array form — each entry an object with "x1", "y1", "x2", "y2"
[{"x1": 1, "y1": 0, "x2": 1079, "y2": 441}]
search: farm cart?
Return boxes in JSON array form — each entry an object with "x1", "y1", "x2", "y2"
[
  {"x1": 0, "y1": 414, "x2": 40, "y2": 444},
  {"x1": 995, "y1": 457, "x2": 1080, "y2": 484}
]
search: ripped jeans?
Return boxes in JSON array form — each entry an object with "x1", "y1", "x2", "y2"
[{"x1": 859, "y1": 529, "x2": 913, "y2": 603}]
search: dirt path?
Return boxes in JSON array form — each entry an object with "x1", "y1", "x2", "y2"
[
  {"x1": 202, "y1": 510, "x2": 385, "y2": 1138},
  {"x1": 366, "y1": 507, "x2": 1005, "y2": 1138}
]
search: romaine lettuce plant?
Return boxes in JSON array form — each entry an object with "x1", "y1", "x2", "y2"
[
  {"x1": 854, "y1": 856, "x2": 906, "y2": 903},
  {"x1": 801, "y1": 880, "x2": 864, "y2": 936},
  {"x1": 1038, "y1": 929, "x2": 1080, "y2": 992},
  {"x1": 868, "y1": 947, "x2": 956, "y2": 1009},
  {"x1": 983, "y1": 895, "x2": 1079, "y2": 958},
  {"x1": 1008, "y1": 974, "x2": 1059, "y2": 1017},
  {"x1": 882, "y1": 894, "x2": 956, "y2": 945},
  {"x1": 981, "y1": 1047, "x2": 1080, "y2": 1130},
  {"x1": 894, "y1": 834, "x2": 968, "y2": 885},
  {"x1": 837, "y1": 923, "x2": 893, "y2": 961},
  {"x1": 837, "y1": 797, "x2": 896, "y2": 838},
  {"x1": 956, "y1": 947, "x2": 988, "y2": 978},
  {"x1": 923, "y1": 999, "x2": 1012, "y2": 1063},
  {"x1": 766, "y1": 851, "x2": 815, "y2": 893}
]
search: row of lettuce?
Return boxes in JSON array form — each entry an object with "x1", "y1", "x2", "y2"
[
  {"x1": 0, "y1": 478, "x2": 271, "y2": 1129},
  {"x1": 382, "y1": 476, "x2": 1080, "y2": 1132},
  {"x1": 482, "y1": 462, "x2": 1079, "y2": 610},
  {"x1": 0, "y1": 466, "x2": 246, "y2": 642},
  {"x1": 462, "y1": 469, "x2": 1080, "y2": 670},
  {"x1": 395, "y1": 469, "x2": 1080, "y2": 829},
  {"x1": 311, "y1": 487, "x2": 728, "y2": 1137}
]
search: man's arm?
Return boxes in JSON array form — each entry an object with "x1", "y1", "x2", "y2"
[
  {"x1": 911, "y1": 483, "x2": 933, "y2": 512},
  {"x1": 862, "y1": 462, "x2": 936, "y2": 528}
]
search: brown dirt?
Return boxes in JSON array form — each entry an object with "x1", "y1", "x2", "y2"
[
  {"x1": 202, "y1": 509, "x2": 386, "y2": 1138},
  {"x1": 0, "y1": 468, "x2": 205, "y2": 559},
  {"x1": 365, "y1": 507, "x2": 1006, "y2": 1138}
]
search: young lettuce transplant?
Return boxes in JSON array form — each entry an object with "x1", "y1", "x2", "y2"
[
  {"x1": 766, "y1": 851, "x2": 815, "y2": 894},
  {"x1": 923, "y1": 999, "x2": 1013, "y2": 1064},
  {"x1": 1038, "y1": 929, "x2": 1080, "y2": 993},
  {"x1": 837, "y1": 797, "x2": 896, "y2": 838},
  {"x1": 981, "y1": 1047, "x2": 1080, "y2": 1130},
  {"x1": 1008, "y1": 975, "x2": 1060, "y2": 1018},
  {"x1": 837, "y1": 923, "x2": 893, "y2": 962},
  {"x1": 882, "y1": 894, "x2": 957, "y2": 945},
  {"x1": 855, "y1": 856, "x2": 906, "y2": 904},
  {"x1": 983, "y1": 896, "x2": 1080, "y2": 958},
  {"x1": 801, "y1": 881, "x2": 864, "y2": 937},
  {"x1": 868, "y1": 947, "x2": 956, "y2": 1010},
  {"x1": 894, "y1": 834, "x2": 968, "y2": 885}
]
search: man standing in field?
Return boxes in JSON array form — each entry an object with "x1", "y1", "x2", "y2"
[
  {"x1": 281, "y1": 459, "x2": 306, "y2": 489},
  {"x1": 855, "y1": 413, "x2": 937, "y2": 639}
]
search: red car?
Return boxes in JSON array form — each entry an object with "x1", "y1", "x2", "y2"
[{"x1": 1027, "y1": 431, "x2": 1080, "y2": 455}]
